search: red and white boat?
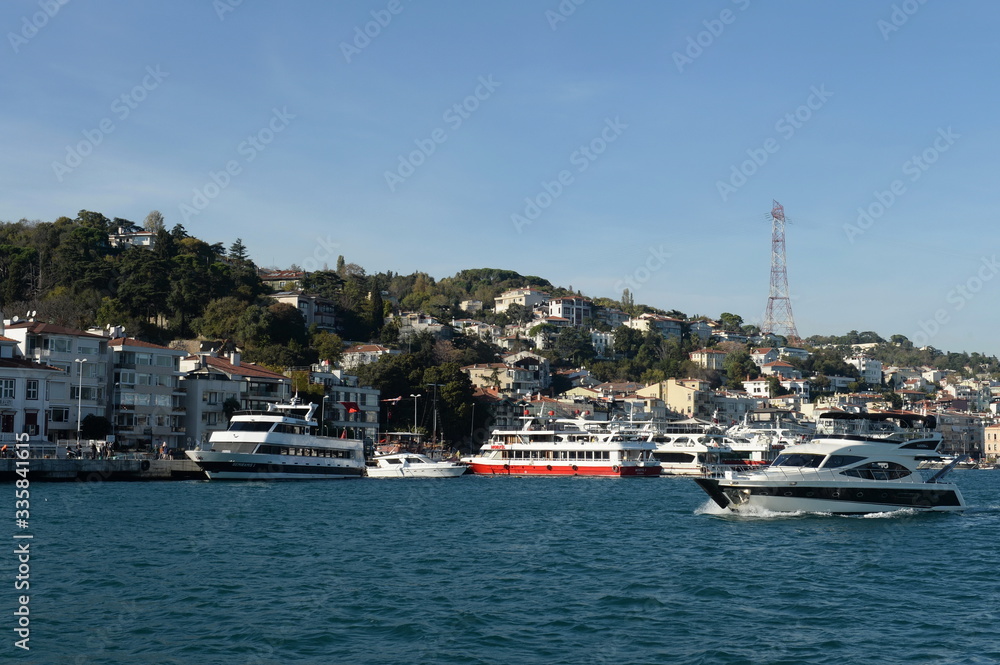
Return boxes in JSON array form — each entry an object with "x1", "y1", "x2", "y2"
[{"x1": 463, "y1": 417, "x2": 662, "y2": 477}]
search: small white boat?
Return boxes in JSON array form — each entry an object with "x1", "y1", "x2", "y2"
[{"x1": 366, "y1": 453, "x2": 467, "y2": 478}]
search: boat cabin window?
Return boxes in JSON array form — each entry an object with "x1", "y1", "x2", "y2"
[
  {"x1": 257, "y1": 444, "x2": 354, "y2": 458},
  {"x1": 771, "y1": 453, "x2": 824, "y2": 468},
  {"x1": 229, "y1": 421, "x2": 274, "y2": 432},
  {"x1": 653, "y1": 452, "x2": 696, "y2": 464},
  {"x1": 405, "y1": 457, "x2": 424, "y2": 464},
  {"x1": 840, "y1": 461, "x2": 911, "y2": 480},
  {"x1": 385, "y1": 458, "x2": 403, "y2": 464},
  {"x1": 275, "y1": 423, "x2": 309, "y2": 435},
  {"x1": 822, "y1": 455, "x2": 866, "y2": 468}
]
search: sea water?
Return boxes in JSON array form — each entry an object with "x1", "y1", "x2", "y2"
[{"x1": 9, "y1": 471, "x2": 1000, "y2": 664}]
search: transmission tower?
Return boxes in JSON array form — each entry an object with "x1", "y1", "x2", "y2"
[{"x1": 761, "y1": 200, "x2": 800, "y2": 345}]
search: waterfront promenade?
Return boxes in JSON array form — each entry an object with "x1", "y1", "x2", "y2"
[{"x1": 0, "y1": 457, "x2": 205, "y2": 482}]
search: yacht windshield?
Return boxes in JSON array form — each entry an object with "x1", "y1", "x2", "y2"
[
  {"x1": 771, "y1": 453, "x2": 825, "y2": 468},
  {"x1": 840, "y1": 461, "x2": 911, "y2": 480},
  {"x1": 822, "y1": 455, "x2": 866, "y2": 468},
  {"x1": 228, "y1": 421, "x2": 274, "y2": 432}
]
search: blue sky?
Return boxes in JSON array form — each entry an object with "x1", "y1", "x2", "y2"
[{"x1": 3, "y1": 1, "x2": 999, "y2": 356}]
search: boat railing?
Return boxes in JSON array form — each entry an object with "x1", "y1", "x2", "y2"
[{"x1": 704, "y1": 465, "x2": 928, "y2": 484}]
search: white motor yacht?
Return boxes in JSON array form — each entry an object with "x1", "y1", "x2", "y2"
[
  {"x1": 695, "y1": 412, "x2": 966, "y2": 514},
  {"x1": 185, "y1": 399, "x2": 366, "y2": 480},
  {"x1": 365, "y1": 453, "x2": 467, "y2": 478}
]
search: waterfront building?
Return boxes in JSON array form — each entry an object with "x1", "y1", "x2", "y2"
[
  {"x1": 294, "y1": 362, "x2": 379, "y2": 442},
  {"x1": 0, "y1": 335, "x2": 62, "y2": 450},
  {"x1": 984, "y1": 423, "x2": 1000, "y2": 461},
  {"x1": 180, "y1": 351, "x2": 291, "y2": 446},
  {"x1": 3, "y1": 320, "x2": 112, "y2": 443},
  {"x1": 108, "y1": 337, "x2": 187, "y2": 450}
]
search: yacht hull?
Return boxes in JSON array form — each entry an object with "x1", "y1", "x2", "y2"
[
  {"x1": 467, "y1": 462, "x2": 661, "y2": 477},
  {"x1": 186, "y1": 451, "x2": 364, "y2": 480},
  {"x1": 696, "y1": 477, "x2": 965, "y2": 514}
]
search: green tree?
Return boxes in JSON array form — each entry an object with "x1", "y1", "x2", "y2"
[
  {"x1": 723, "y1": 349, "x2": 758, "y2": 386},
  {"x1": 313, "y1": 331, "x2": 345, "y2": 364},
  {"x1": 719, "y1": 312, "x2": 744, "y2": 331},
  {"x1": 552, "y1": 327, "x2": 596, "y2": 367},
  {"x1": 228, "y1": 238, "x2": 249, "y2": 262}
]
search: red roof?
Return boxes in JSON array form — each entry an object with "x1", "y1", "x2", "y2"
[{"x1": 0, "y1": 336, "x2": 16, "y2": 342}]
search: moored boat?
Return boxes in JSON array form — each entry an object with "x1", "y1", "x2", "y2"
[
  {"x1": 185, "y1": 398, "x2": 365, "y2": 480},
  {"x1": 463, "y1": 417, "x2": 661, "y2": 477},
  {"x1": 365, "y1": 452, "x2": 467, "y2": 478}
]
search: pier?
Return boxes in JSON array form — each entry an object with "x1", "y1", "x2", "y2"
[{"x1": 0, "y1": 458, "x2": 206, "y2": 482}]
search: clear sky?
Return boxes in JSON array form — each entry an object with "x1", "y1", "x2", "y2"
[{"x1": 3, "y1": 1, "x2": 999, "y2": 356}]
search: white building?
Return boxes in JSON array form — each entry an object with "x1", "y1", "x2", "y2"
[
  {"x1": 547, "y1": 296, "x2": 592, "y2": 326},
  {"x1": 494, "y1": 288, "x2": 549, "y2": 314},
  {"x1": 3, "y1": 320, "x2": 112, "y2": 443},
  {"x1": 624, "y1": 314, "x2": 683, "y2": 339},
  {"x1": 0, "y1": 335, "x2": 62, "y2": 451},
  {"x1": 845, "y1": 355, "x2": 884, "y2": 386},
  {"x1": 340, "y1": 344, "x2": 400, "y2": 370}
]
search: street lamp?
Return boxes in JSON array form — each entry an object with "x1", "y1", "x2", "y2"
[
  {"x1": 74, "y1": 358, "x2": 87, "y2": 444},
  {"x1": 409, "y1": 393, "x2": 422, "y2": 434}
]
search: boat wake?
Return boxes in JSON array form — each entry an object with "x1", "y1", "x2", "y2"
[
  {"x1": 694, "y1": 499, "x2": 818, "y2": 520},
  {"x1": 855, "y1": 508, "x2": 920, "y2": 519}
]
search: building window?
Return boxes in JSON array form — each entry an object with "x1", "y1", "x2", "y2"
[
  {"x1": 45, "y1": 338, "x2": 72, "y2": 353},
  {"x1": 25, "y1": 380, "x2": 38, "y2": 401},
  {"x1": 0, "y1": 379, "x2": 14, "y2": 399},
  {"x1": 51, "y1": 408, "x2": 70, "y2": 423}
]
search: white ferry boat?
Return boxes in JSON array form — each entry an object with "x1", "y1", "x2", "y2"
[
  {"x1": 463, "y1": 417, "x2": 662, "y2": 477},
  {"x1": 695, "y1": 412, "x2": 966, "y2": 514},
  {"x1": 185, "y1": 399, "x2": 366, "y2": 480}
]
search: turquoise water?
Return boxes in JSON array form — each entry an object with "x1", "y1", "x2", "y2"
[{"x1": 11, "y1": 471, "x2": 1000, "y2": 664}]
